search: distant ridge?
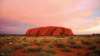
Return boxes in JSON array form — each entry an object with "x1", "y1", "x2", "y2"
[{"x1": 0, "y1": 34, "x2": 25, "y2": 36}]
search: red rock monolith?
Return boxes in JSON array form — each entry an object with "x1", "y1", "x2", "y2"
[{"x1": 26, "y1": 26, "x2": 74, "y2": 36}]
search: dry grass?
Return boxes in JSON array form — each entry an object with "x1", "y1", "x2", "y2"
[{"x1": 0, "y1": 35, "x2": 100, "y2": 56}]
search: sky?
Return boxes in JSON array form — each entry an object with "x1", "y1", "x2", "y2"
[{"x1": 0, "y1": 0, "x2": 100, "y2": 34}]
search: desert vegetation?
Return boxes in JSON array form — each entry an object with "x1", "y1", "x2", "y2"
[{"x1": 0, "y1": 35, "x2": 100, "y2": 56}]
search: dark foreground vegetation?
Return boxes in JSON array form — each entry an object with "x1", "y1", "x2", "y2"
[{"x1": 0, "y1": 35, "x2": 100, "y2": 56}]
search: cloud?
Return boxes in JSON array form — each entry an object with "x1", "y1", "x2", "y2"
[
  {"x1": 0, "y1": 18, "x2": 38, "y2": 34},
  {"x1": 82, "y1": 25, "x2": 100, "y2": 34},
  {"x1": 0, "y1": 0, "x2": 100, "y2": 34}
]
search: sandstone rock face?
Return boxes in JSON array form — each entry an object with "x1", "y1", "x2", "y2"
[{"x1": 26, "y1": 26, "x2": 74, "y2": 36}]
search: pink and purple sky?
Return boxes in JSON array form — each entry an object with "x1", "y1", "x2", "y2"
[{"x1": 0, "y1": 0, "x2": 100, "y2": 34}]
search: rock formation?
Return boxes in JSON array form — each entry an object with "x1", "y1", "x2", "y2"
[{"x1": 26, "y1": 26, "x2": 74, "y2": 36}]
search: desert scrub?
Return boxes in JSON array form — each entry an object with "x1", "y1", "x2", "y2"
[
  {"x1": 39, "y1": 48, "x2": 56, "y2": 56},
  {"x1": 81, "y1": 39, "x2": 97, "y2": 50},
  {"x1": 61, "y1": 46, "x2": 71, "y2": 52},
  {"x1": 95, "y1": 39, "x2": 100, "y2": 44},
  {"x1": 25, "y1": 46, "x2": 56, "y2": 56},
  {"x1": 20, "y1": 41, "x2": 32, "y2": 47},
  {"x1": 0, "y1": 37, "x2": 13, "y2": 45},
  {"x1": 38, "y1": 51, "x2": 55, "y2": 56},
  {"x1": 16, "y1": 37, "x2": 27, "y2": 43},
  {"x1": 69, "y1": 44, "x2": 82, "y2": 49},
  {"x1": 33, "y1": 39, "x2": 46, "y2": 46},
  {"x1": 46, "y1": 44, "x2": 54, "y2": 51},
  {"x1": 13, "y1": 43, "x2": 27, "y2": 50},
  {"x1": 54, "y1": 42, "x2": 65, "y2": 48},
  {"x1": 23, "y1": 46, "x2": 42, "y2": 56},
  {"x1": 89, "y1": 47, "x2": 100, "y2": 56},
  {"x1": 0, "y1": 47, "x2": 15, "y2": 56},
  {"x1": 53, "y1": 38, "x2": 65, "y2": 48},
  {"x1": 52, "y1": 38, "x2": 60, "y2": 43},
  {"x1": 86, "y1": 44, "x2": 96, "y2": 50},
  {"x1": 53, "y1": 38, "x2": 64, "y2": 45},
  {"x1": 55, "y1": 36, "x2": 65, "y2": 38},
  {"x1": 40, "y1": 39, "x2": 50, "y2": 43},
  {"x1": 13, "y1": 40, "x2": 32, "y2": 50},
  {"x1": 67, "y1": 37, "x2": 76, "y2": 45},
  {"x1": 54, "y1": 42, "x2": 71, "y2": 52},
  {"x1": 24, "y1": 46, "x2": 42, "y2": 53},
  {"x1": 81, "y1": 39, "x2": 93, "y2": 45}
]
